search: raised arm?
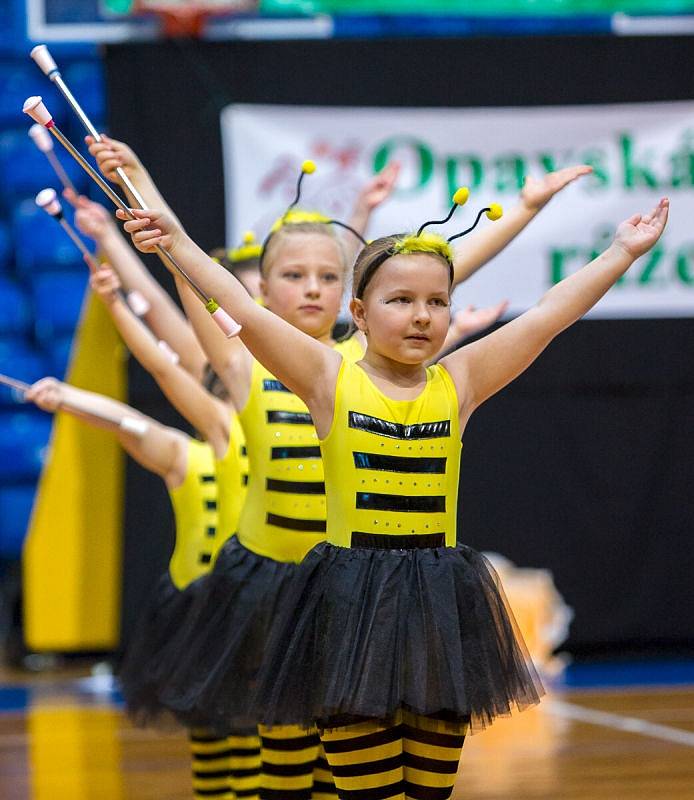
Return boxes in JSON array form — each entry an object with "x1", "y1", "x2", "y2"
[
  {"x1": 91, "y1": 266, "x2": 232, "y2": 458},
  {"x1": 442, "y1": 199, "x2": 669, "y2": 417},
  {"x1": 25, "y1": 377, "x2": 189, "y2": 488},
  {"x1": 119, "y1": 208, "x2": 342, "y2": 430},
  {"x1": 348, "y1": 162, "x2": 400, "y2": 237},
  {"x1": 68, "y1": 191, "x2": 207, "y2": 380},
  {"x1": 173, "y1": 275, "x2": 251, "y2": 410},
  {"x1": 452, "y1": 165, "x2": 593, "y2": 286},
  {"x1": 85, "y1": 134, "x2": 181, "y2": 224}
]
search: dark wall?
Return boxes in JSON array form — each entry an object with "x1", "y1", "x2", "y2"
[{"x1": 106, "y1": 35, "x2": 694, "y2": 657}]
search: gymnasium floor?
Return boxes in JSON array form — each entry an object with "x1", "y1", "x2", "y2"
[{"x1": 1, "y1": 662, "x2": 693, "y2": 799}]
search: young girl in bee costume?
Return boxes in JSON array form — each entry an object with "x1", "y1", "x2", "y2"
[
  {"x1": 76, "y1": 248, "x2": 255, "y2": 800},
  {"x1": 118, "y1": 166, "x2": 369, "y2": 800},
  {"x1": 121, "y1": 178, "x2": 668, "y2": 799},
  {"x1": 22, "y1": 372, "x2": 255, "y2": 800}
]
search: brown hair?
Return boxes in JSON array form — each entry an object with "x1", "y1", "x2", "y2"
[
  {"x1": 209, "y1": 247, "x2": 260, "y2": 291},
  {"x1": 352, "y1": 234, "x2": 452, "y2": 299},
  {"x1": 260, "y1": 222, "x2": 348, "y2": 277},
  {"x1": 202, "y1": 363, "x2": 229, "y2": 403}
]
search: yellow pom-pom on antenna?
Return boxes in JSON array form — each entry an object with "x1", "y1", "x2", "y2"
[
  {"x1": 302, "y1": 160, "x2": 316, "y2": 175},
  {"x1": 452, "y1": 187, "x2": 470, "y2": 206},
  {"x1": 242, "y1": 231, "x2": 256, "y2": 245},
  {"x1": 486, "y1": 203, "x2": 503, "y2": 221}
]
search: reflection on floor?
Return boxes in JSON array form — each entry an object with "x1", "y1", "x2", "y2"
[{"x1": 1, "y1": 662, "x2": 694, "y2": 799}]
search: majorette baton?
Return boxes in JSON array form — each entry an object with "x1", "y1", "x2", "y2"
[
  {"x1": 30, "y1": 45, "x2": 148, "y2": 209},
  {"x1": 0, "y1": 373, "x2": 31, "y2": 393},
  {"x1": 29, "y1": 47, "x2": 236, "y2": 338},
  {"x1": 34, "y1": 187, "x2": 151, "y2": 319},
  {"x1": 24, "y1": 97, "x2": 241, "y2": 338},
  {"x1": 0, "y1": 373, "x2": 149, "y2": 436},
  {"x1": 28, "y1": 123, "x2": 77, "y2": 194}
]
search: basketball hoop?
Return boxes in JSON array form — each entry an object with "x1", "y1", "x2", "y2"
[{"x1": 133, "y1": 0, "x2": 256, "y2": 38}]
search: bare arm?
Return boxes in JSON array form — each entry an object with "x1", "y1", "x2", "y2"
[
  {"x1": 69, "y1": 191, "x2": 207, "y2": 380},
  {"x1": 120, "y1": 208, "x2": 342, "y2": 430},
  {"x1": 452, "y1": 165, "x2": 593, "y2": 286},
  {"x1": 347, "y1": 162, "x2": 400, "y2": 236},
  {"x1": 26, "y1": 377, "x2": 189, "y2": 487},
  {"x1": 91, "y1": 267, "x2": 232, "y2": 458},
  {"x1": 85, "y1": 134, "x2": 180, "y2": 223},
  {"x1": 442, "y1": 199, "x2": 669, "y2": 417},
  {"x1": 174, "y1": 275, "x2": 251, "y2": 410}
]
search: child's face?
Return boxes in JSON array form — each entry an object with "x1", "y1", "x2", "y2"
[
  {"x1": 260, "y1": 232, "x2": 345, "y2": 340},
  {"x1": 236, "y1": 265, "x2": 262, "y2": 299},
  {"x1": 353, "y1": 253, "x2": 451, "y2": 364}
]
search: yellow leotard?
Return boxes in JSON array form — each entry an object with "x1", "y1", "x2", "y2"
[
  {"x1": 322, "y1": 359, "x2": 461, "y2": 549},
  {"x1": 237, "y1": 336, "x2": 363, "y2": 563},
  {"x1": 215, "y1": 411, "x2": 249, "y2": 540},
  {"x1": 168, "y1": 438, "x2": 223, "y2": 589}
]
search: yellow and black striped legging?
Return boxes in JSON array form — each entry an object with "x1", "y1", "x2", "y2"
[
  {"x1": 190, "y1": 729, "x2": 262, "y2": 799},
  {"x1": 258, "y1": 723, "x2": 338, "y2": 800},
  {"x1": 320, "y1": 711, "x2": 467, "y2": 800}
]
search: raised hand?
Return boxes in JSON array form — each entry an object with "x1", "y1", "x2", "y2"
[
  {"x1": 613, "y1": 198, "x2": 669, "y2": 260},
  {"x1": 451, "y1": 300, "x2": 510, "y2": 339},
  {"x1": 90, "y1": 265, "x2": 122, "y2": 305},
  {"x1": 116, "y1": 207, "x2": 179, "y2": 253},
  {"x1": 358, "y1": 162, "x2": 400, "y2": 210},
  {"x1": 26, "y1": 377, "x2": 63, "y2": 412},
  {"x1": 521, "y1": 165, "x2": 593, "y2": 211},
  {"x1": 85, "y1": 134, "x2": 142, "y2": 184},
  {"x1": 72, "y1": 195, "x2": 112, "y2": 240}
]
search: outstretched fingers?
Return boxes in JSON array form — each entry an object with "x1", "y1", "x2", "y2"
[{"x1": 557, "y1": 164, "x2": 593, "y2": 183}]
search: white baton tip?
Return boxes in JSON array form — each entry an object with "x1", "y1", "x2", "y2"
[
  {"x1": 30, "y1": 44, "x2": 59, "y2": 76},
  {"x1": 126, "y1": 290, "x2": 151, "y2": 317},
  {"x1": 29, "y1": 123, "x2": 53, "y2": 152},
  {"x1": 120, "y1": 416, "x2": 149, "y2": 437},
  {"x1": 35, "y1": 188, "x2": 62, "y2": 217},
  {"x1": 211, "y1": 307, "x2": 242, "y2": 338},
  {"x1": 23, "y1": 96, "x2": 53, "y2": 126}
]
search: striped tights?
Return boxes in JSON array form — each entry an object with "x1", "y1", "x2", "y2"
[
  {"x1": 258, "y1": 724, "x2": 338, "y2": 800},
  {"x1": 320, "y1": 711, "x2": 467, "y2": 800},
  {"x1": 190, "y1": 729, "x2": 262, "y2": 799}
]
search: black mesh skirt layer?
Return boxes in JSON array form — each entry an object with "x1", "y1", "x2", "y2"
[
  {"x1": 117, "y1": 572, "x2": 196, "y2": 725},
  {"x1": 253, "y1": 542, "x2": 544, "y2": 733},
  {"x1": 120, "y1": 536, "x2": 298, "y2": 734}
]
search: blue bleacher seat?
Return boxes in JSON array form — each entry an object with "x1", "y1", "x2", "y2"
[
  {"x1": 31, "y1": 271, "x2": 87, "y2": 344},
  {"x1": 13, "y1": 199, "x2": 88, "y2": 275},
  {"x1": 47, "y1": 334, "x2": 75, "y2": 379},
  {"x1": 0, "y1": 277, "x2": 31, "y2": 337},
  {"x1": 0, "y1": 338, "x2": 48, "y2": 407},
  {"x1": 63, "y1": 61, "x2": 106, "y2": 135},
  {"x1": 0, "y1": 484, "x2": 37, "y2": 558},
  {"x1": 0, "y1": 62, "x2": 67, "y2": 129},
  {"x1": 0, "y1": 130, "x2": 87, "y2": 211},
  {"x1": 0, "y1": 410, "x2": 51, "y2": 483},
  {"x1": 0, "y1": 221, "x2": 12, "y2": 273}
]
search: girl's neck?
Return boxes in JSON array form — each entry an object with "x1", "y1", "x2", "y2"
[
  {"x1": 316, "y1": 330, "x2": 336, "y2": 346},
  {"x1": 359, "y1": 348, "x2": 427, "y2": 388}
]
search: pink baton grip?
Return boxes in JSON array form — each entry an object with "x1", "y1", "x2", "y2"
[{"x1": 211, "y1": 307, "x2": 242, "y2": 338}]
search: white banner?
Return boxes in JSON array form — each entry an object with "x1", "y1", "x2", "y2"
[{"x1": 222, "y1": 101, "x2": 694, "y2": 318}]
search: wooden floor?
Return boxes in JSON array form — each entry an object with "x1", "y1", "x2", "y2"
[{"x1": 1, "y1": 670, "x2": 693, "y2": 799}]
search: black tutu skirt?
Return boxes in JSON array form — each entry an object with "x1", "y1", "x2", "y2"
[
  {"x1": 118, "y1": 571, "x2": 198, "y2": 726},
  {"x1": 119, "y1": 536, "x2": 298, "y2": 734},
  {"x1": 253, "y1": 542, "x2": 544, "y2": 733}
]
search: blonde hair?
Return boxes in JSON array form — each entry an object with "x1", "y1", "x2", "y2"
[{"x1": 260, "y1": 221, "x2": 349, "y2": 277}]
